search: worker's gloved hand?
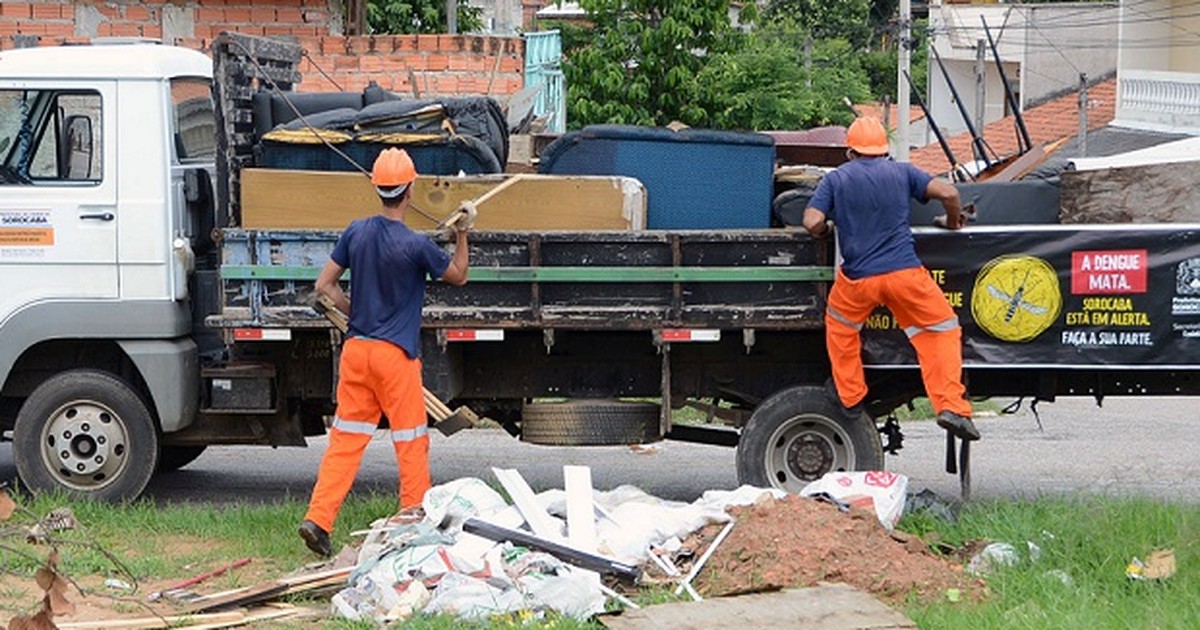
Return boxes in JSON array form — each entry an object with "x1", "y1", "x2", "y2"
[{"x1": 455, "y1": 201, "x2": 477, "y2": 232}]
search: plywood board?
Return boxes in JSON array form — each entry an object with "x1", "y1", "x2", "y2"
[
  {"x1": 600, "y1": 584, "x2": 917, "y2": 630},
  {"x1": 240, "y1": 169, "x2": 646, "y2": 230}
]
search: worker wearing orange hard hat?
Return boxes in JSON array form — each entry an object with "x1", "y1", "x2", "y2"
[
  {"x1": 802, "y1": 117, "x2": 978, "y2": 442},
  {"x1": 299, "y1": 148, "x2": 472, "y2": 557}
]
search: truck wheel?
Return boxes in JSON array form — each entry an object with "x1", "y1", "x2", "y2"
[
  {"x1": 736, "y1": 385, "x2": 883, "y2": 493},
  {"x1": 521, "y1": 400, "x2": 661, "y2": 446},
  {"x1": 157, "y1": 446, "x2": 207, "y2": 473},
  {"x1": 13, "y1": 370, "x2": 159, "y2": 502}
]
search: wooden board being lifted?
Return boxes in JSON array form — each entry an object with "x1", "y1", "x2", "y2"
[{"x1": 240, "y1": 168, "x2": 647, "y2": 231}]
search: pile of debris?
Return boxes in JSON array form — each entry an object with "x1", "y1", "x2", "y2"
[{"x1": 2, "y1": 469, "x2": 988, "y2": 627}]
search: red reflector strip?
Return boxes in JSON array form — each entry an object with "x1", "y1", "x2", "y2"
[
  {"x1": 233, "y1": 328, "x2": 292, "y2": 341},
  {"x1": 446, "y1": 329, "x2": 505, "y2": 342},
  {"x1": 661, "y1": 329, "x2": 721, "y2": 342}
]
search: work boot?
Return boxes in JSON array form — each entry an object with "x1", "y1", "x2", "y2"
[
  {"x1": 298, "y1": 520, "x2": 332, "y2": 557},
  {"x1": 937, "y1": 410, "x2": 981, "y2": 441},
  {"x1": 824, "y1": 378, "x2": 865, "y2": 418}
]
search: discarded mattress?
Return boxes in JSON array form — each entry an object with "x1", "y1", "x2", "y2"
[
  {"x1": 538, "y1": 125, "x2": 776, "y2": 229},
  {"x1": 252, "y1": 84, "x2": 508, "y2": 176},
  {"x1": 259, "y1": 134, "x2": 502, "y2": 176}
]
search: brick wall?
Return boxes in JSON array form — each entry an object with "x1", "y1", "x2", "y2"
[{"x1": 0, "y1": 1, "x2": 525, "y2": 98}]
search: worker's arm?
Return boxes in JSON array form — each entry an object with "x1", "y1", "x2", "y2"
[
  {"x1": 926, "y1": 178, "x2": 965, "y2": 229},
  {"x1": 441, "y1": 228, "x2": 469, "y2": 286},
  {"x1": 802, "y1": 207, "x2": 831, "y2": 238},
  {"x1": 315, "y1": 259, "x2": 350, "y2": 315}
]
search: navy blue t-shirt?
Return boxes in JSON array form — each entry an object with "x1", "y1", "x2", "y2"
[
  {"x1": 808, "y1": 157, "x2": 933, "y2": 279},
  {"x1": 330, "y1": 215, "x2": 452, "y2": 359}
]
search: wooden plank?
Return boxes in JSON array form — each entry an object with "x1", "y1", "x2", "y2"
[
  {"x1": 600, "y1": 584, "x2": 918, "y2": 630},
  {"x1": 492, "y1": 467, "x2": 564, "y2": 540},
  {"x1": 239, "y1": 169, "x2": 646, "y2": 231},
  {"x1": 564, "y1": 465, "x2": 598, "y2": 552},
  {"x1": 57, "y1": 611, "x2": 246, "y2": 629}
]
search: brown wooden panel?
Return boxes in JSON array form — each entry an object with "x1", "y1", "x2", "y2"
[{"x1": 240, "y1": 169, "x2": 646, "y2": 230}]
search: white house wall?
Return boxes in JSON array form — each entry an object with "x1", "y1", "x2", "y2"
[
  {"x1": 1118, "y1": 0, "x2": 1170, "y2": 73},
  {"x1": 1169, "y1": 4, "x2": 1200, "y2": 72}
]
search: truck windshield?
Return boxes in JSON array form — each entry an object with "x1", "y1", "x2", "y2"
[{"x1": 0, "y1": 89, "x2": 102, "y2": 185}]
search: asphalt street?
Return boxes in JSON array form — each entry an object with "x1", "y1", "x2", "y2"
[{"x1": 0, "y1": 397, "x2": 1196, "y2": 504}]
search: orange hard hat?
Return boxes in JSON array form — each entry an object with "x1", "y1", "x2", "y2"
[
  {"x1": 371, "y1": 148, "x2": 418, "y2": 190},
  {"x1": 846, "y1": 117, "x2": 890, "y2": 156}
]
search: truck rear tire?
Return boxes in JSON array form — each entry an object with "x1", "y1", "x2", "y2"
[
  {"x1": 13, "y1": 370, "x2": 159, "y2": 502},
  {"x1": 521, "y1": 399, "x2": 661, "y2": 446},
  {"x1": 736, "y1": 385, "x2": 883, "y2": 493}
]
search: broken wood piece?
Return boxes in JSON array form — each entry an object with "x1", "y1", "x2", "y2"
[
  {"x1": 184, "y1": 605, "x2": 301, "y2": 630},
  {"x1": 462, "y1": 518, "x2": 642, "y2": 582},
  {"x1": 56, "y1": 611, "x2": 246, "y2": 629},
  {"x1": 492, "y1": 467, "x2": 565, "y2": 540},
  {"x1": 674, "y1": 521, "x2": 735, "y2": 598},
  {"x1": 148, "y1": 558, "x2": 251, "y2": 602}
]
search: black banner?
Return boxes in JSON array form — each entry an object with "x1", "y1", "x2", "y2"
[{"x1": 861, "y1": 226, "x2": 1200, "y2": 367}]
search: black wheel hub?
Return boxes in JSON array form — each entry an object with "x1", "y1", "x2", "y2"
[{"x1": 786, "y1": 433, "x2": 835, "y2": 479}]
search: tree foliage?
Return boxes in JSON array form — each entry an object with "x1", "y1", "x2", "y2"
[
  {"x1": 563, "y1": 0, "x2": 742, "y2": 128},
  {"x1": 698, "y1": 24, "x2": 871, "y2": 130},
  {"x1": 761, "y1": 0, "x2": 872, "y2": 47},
  {"x1": 367, "y1": 0, "x2": 483, "y2": 35}
]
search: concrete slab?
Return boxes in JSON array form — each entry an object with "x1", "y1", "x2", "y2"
[{"x1": 600, "y1": 583, "x2": 917, "y2": 630}]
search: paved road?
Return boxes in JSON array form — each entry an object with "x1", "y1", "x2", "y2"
[{"x1": 0, "y1": 397, "x2": 1195, "y2": 504}]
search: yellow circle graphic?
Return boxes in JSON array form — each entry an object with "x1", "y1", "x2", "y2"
[{"x1": 971, "y1": 255, "x2": 1062, "y2": 342}]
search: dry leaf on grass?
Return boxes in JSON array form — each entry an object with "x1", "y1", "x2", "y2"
[
  {"x1": 0, "y1": 488, "x2": 16, "y2": 521},
  {"x1": 5, "y1": 609, "x2": 58, "y2": 630},
  {"x1": 34, "y1": 553, "x2": 76, "y2": 617}
]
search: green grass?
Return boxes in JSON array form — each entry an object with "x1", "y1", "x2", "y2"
[
  {"x1": 3, "y1": 493, "x2": 1198, "y2": 628},
  {"x1": 902, "y1": 497, "x2": 1200, "y2": 629}
]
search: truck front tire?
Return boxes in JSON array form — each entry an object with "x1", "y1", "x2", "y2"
[
  {"x1": 736, "y1": 385, "x2": 884, "y2": 493},
  {"x1": 13, "y1": 370, "x2": 159, "y2": 502}
]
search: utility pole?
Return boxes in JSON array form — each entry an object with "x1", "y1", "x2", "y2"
[
  {"x1": 804, "y1": 35, "x2": 813, "y2": 90},
  {"x1": 447, "y1": 0, "x2": 458, "y2": 34},
  {"x1": 1078, "y1": 73, "x2": 1089, "y2": 157},
  {"x1": 974, "y1": 39, "x2": 986, "y2": 136},
  {"x1": 896, "y1": 0, "x2": 911, "y2": 161}
]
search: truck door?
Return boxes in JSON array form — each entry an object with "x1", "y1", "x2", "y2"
[{"x1": 0, "y1": 83, "x2": 118, "y2": 317}]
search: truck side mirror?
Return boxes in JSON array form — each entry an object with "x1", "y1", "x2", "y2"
[{"x1": 64, "y1": 114, "x2": 94, "y2": 180}]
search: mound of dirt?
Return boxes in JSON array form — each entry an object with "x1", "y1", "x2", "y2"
[{"x1": 690, "y1": 495, "x2": 986, "y2": 605}]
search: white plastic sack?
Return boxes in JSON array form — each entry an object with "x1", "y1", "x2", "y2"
[
  {"x1": 423, "y1": 477, "x2": 509, "y2": 533},
  {"x1": 800, "y1": 470, "x2": 908, "y2": 530},
  {"x1": 696, "y1": 485, "x2": 787, "y2": 511},
  {"x1": 423, "y1": 572, "x2": 526, "y2": 619}
]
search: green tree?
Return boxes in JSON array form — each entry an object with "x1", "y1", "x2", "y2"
[
  {"x1": 761, "y1": 0, "x2": 872, "y2": 48},
  {"x1": 698, "y1": 24, "x2": 871, "y2": 130},
  {"x1": 563, "y1": 0, "x2": 741, "y2": 128},
  {"x1": 366, "y1": 0, "x2": 483, "y2": 35}
]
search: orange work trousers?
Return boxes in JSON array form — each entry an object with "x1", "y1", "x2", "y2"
[
  {"x1": 304, "y1": 337, "x2": 430, "y2": 533},
  {"x1": 825, "y1": 266, "x2": 972, "y2": 418}
]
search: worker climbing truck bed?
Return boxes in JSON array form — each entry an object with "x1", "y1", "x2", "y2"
[{"x1": 3, "y1": 35, "x2": 1200, "y2": 502}]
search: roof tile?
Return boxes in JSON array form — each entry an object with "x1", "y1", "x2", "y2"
[{"x1": 909, "y1": 78, "x2": 1116, "y2": 175}]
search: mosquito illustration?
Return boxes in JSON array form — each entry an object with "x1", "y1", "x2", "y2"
[{"x1": 988, "y1": 268, "x2": 1048, "y2": 322}]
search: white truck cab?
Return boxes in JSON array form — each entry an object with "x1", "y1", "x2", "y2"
[{"x1": 0, "y1": 41, "x2": 218, "y2": 500}]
